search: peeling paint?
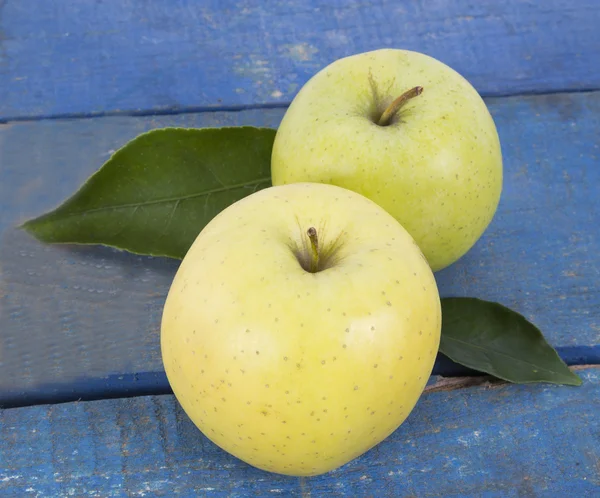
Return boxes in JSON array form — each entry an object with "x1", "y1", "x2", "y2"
[{"x1": 282, "y1": 42, "x2": 319, "y2": 62}]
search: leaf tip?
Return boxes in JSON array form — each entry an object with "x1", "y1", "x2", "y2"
[
  {"x1": 18, "y1": 218, "x2": 34, "y2": 232},
  {"x1": 567, "y1": 372, "x2": 583, "y2": 386},
  {"x1": 18, "y1": 216, "x2": 43, "y2": 236}
]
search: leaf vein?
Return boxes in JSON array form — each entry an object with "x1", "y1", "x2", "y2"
[
  {"x1": 161, "y1": 199, "x2": 181, "y2": 237},
  {"x1": 203, "y1": 163, "x2": 226, "y2": 189},
  {"x1": 51, "y1": 177, "x2": 271, "y2": 219}
]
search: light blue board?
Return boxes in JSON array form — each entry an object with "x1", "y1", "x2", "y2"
[
  {"x1": 1, "y1": 0, "x2": 600, "y2": 120},
  {"x1": 0, "y1": 91, "x2": 598, "y2": 407},
  {"x1": 0, "y1": 367, "x2": 598, "y2": 497}
]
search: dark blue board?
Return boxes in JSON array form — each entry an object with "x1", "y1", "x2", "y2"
[
  {"x1": 0, "y1": 91, "x2": 598, "y2": 407},
  {"x1": 1, "y1": 0, "x2": 600, "y2": 120},
  {"x1": 1, "y1": 367, "x2": 598, "y2": 496}
]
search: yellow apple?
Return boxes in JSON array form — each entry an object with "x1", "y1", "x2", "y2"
[
  {"x1": 161, "y1": 182, "x2": 441, "y2": 476},
  {"x1": 271, "y1": 48, "x2": 503, "y2": 271}
]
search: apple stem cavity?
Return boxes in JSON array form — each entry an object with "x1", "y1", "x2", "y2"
[
  {"x1": 377, "y1": 86, "x2": 423, "y2": 126},
  {"x1": 295, "y1": 226, "x2": 343, "y2": 273},
  {"x1": 307, "y1": 227, "x2": 320, "y2": 273}
]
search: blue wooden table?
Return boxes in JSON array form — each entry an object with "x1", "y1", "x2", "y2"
[{"x1": 1, "y1": 1, "x2": 599, "y2": 496}]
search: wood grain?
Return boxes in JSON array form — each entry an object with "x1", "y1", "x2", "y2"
[
  {"x1": 1, "y1": 367, "x2": 598, "y2": 496},
  {"x1": 1, "y1": 91, "x2": 599, "y2": 407},
  {"x1": 1, "y1": 0, "x2": 600, "y2": 120}
]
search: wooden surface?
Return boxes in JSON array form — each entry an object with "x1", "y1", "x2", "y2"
[
  {"x1": 1, "y1": 0, "x2": 600, "y2": 120},
  {"x1": 1, "y1": 0, "x2": 599, "y2": 495},
  {"x1": 1, "y1": 367, "x2": 598, "y2": 497},
  {"x1": 1, "y1": 91, "x2": 599, "y2": 407}
]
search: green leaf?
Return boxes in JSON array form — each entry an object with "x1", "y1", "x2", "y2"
[
  {"x1": 21, "y1": 127, "x2": 275, "y2": 259},
  {"x1": 439, "y1": 298, "x2": 582, "y2": 386}
]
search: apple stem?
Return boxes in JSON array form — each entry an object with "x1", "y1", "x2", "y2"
[
  {"x1": 377, "y1": 86, "x2": 423, "y2": 126},
  {"x1": 307, "y1": 227, "x2": 320, "y2": 273}
]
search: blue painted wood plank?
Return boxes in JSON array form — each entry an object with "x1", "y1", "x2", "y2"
[
  {"x1": 1, "y1": 0, "x2": 600, "y2": 120},
  {"x1": 1, "y1": 91, "x2": 599, "y2": 407},
  {"x1": 1, "y1": 367, "x2": 598, "y2": 496}
]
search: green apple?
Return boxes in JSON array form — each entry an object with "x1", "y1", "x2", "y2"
[
  {"x1": 161, "y1": 182, "x2": 441, "y2": 476},
  {"x1": 271, "y1": 48, "x2": 503, "y2": 271}
]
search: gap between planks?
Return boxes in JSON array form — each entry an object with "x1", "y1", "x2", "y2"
[
  {"x1": 424, "y1": 365, "x2": 599, "y2": 393},
  {"x1": 4, "y1": 366, "x2": 597, "y2": 411},
  {"x1": 1, "y1": 88, "x2": 599, "y2": 125}
]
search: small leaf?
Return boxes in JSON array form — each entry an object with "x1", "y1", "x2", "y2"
[
  {"x1": 21, "y1": 127, "x2": 275, "y2": 259},
  {"x1": 439, "y1": 297, "x2": 582, "y2": 386}
]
